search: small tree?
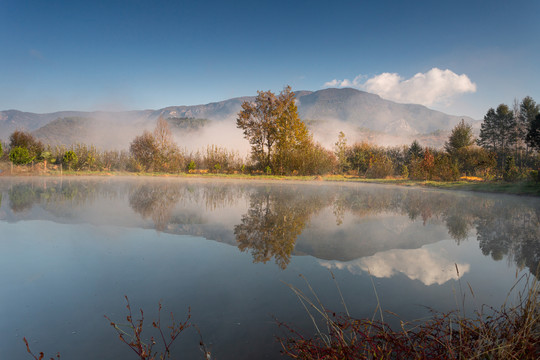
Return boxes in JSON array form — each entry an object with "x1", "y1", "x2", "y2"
[
  {"x1": 422, "y1": 149, "x2": 435, "y2": 180},
  {"x1": 9, "y1": 130, "x2": 43, "y2": 158},
  {"x1": 9, "y1": 146, "x2": 33, "y2": 165},
  {"x1": 445, "y1": 119, "x2": 474, "y2": 155},
  {"x1": 130, "y1": 131, "x2": 159, "y2": 171},
  {"x1": 63, "y1": 150, "x2": 78, "y2": 170},
  {"x1": 153, "y1": 117, "x2": 178, "y2": 171},
  {"x1": 334, "y1": 131, "x2": 349, "y2": 173},
  {"x1": 407, "y1": 140, "x2": 424, "y2": 161},
  {"x1": 503, "y1": 156, "x2": 519, "y2": 181}
]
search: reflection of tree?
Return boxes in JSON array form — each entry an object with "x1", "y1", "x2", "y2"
[
  {"x1": 129, "y1": 184, "x2": 181, "y2": 231},
  {"x1": 7, "y1": 181, "x2": 107, "y2": 215},
  {"x1": 333, "y1": 187, "x2": 540, "y2": 277},
  {"x1": 476, "y1": 204, "x2": 540, "y2": 274},
  {"x1": 4, "y1": 179, "x2": 539, "y2": 277},
  {"x1": 234, "y1": 187, "x2": 331, "y2": 269},
  {"x1": 127, "y1": 182, "x2": 247, "y2": 231},
  {"x1": 8, "y1": 184, "x2": 38, "y2": 212}
]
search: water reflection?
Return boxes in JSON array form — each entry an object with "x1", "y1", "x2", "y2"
[
  {"x1": 321, "y1": 245, "x2": 470, "y2": 286},
  {"x1": 234, "y1": 186, "x2": 332, "y2": 269},
  {"x1": 1, "y1": 178, "x2": 538, "y2": 276},
  {"x1": 129, "y1": 183, "x2": 181, "y2": 231}
]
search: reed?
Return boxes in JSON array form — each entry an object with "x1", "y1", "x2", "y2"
[{"x1": 277, "y1": 272, "x2": 539, "y2": 359}]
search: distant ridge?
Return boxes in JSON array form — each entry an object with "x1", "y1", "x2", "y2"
[{"x1": 0, "y1": 88, "x2": 476, "y2": 148}]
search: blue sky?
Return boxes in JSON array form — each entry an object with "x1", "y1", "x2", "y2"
[{"x1": 1, "y1": 0, "x2": 538, "y2": 118}]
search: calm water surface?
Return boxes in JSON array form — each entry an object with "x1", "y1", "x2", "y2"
[{"x1": 0, "y1": 177, "x2": 538, "y2": 359}]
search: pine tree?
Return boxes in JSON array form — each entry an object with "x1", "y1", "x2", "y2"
[
  {"x1": 526, "y1": 114, "x2": 540, "y2": 151},
  {"x1": 477, "y1": 104, "x2": 516, "y2": 165}
]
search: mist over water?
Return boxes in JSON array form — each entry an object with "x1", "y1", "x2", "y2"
[{"x1": 1, "y1": 177, "x2": 537, "y2": 359}]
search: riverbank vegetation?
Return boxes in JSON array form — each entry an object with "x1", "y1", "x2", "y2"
[
  {"x1": 1, "y1": 89, "x2": 539, "y2": 191},
  {"x1": 278, "y1": 273, "x2": 539, "y2": 359}
]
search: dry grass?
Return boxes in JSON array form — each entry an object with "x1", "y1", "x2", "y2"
[{"x1": 278, "y1": 272, "x2": 539, "y2": 359}]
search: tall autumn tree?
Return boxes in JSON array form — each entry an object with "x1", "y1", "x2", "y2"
[
  {"x1": 272, "y1": 86, "x2": 312, "y2": 174},
  {"x1": 236, "y1": 86, "x2": 312, "y2": 173},
  {"x1": 236, "y1": 90, "x2": 278, "y2": 169}
]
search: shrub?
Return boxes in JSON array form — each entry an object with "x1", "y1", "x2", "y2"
[
  {"x1": 528, "y1": 170, "x2": 539, "y2": 183},
  {"x1": 9, "y1": 147, "x2": 33, "y2": 165},
  {"x1": 63, "y1": 150, "x2": 78, "y2": 170},
  {"x1": 433, "y1": 154, "x2": 460, "y2": 181},
  {"x1": 503, "y1": 156, "x2": 520, "y2": 182},
  {"x1": 400, "y1": 164, "x2": 409, "y2": 179},
  {"x1": 365, "y1": 153, "x2": 394, "y2": 179},
  {"x1": 9, "y1": 130, "x2": 44, "y2": 158}
]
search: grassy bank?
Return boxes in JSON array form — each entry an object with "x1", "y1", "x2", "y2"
[{"x1": 1, "y1": 162, "x2": 539, "y2": 196}]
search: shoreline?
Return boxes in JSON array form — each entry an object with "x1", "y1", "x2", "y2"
[{"x1": 1, "y1": 167, "x2": 539, "y2": 196}]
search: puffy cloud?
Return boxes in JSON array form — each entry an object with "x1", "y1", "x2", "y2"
[
  {"x1": 323, "y1": 68, "x2": 476, "y2": 107},
  {"x1": 324, "y1": 75, "x2": 364, "y2": 88},
  {"x1": 320, "y1": 247, "x2": 469, "y2": 286}
]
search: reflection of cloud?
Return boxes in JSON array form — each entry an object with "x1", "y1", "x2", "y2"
[
  {"x1": 323, "y1": 68, "x2": 476, "y2": 107},
  {"x1": 320, "y1": 247, "x2": 469, "y2": 286}
]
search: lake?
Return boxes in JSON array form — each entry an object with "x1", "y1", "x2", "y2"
[{"x1": 0, "y1": 177, "x2": 538, "y2": 359}]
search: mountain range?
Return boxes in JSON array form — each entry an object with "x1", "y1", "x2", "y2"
[{"x1": 0, "y1": 88, "x2": 477, "y2": 149}]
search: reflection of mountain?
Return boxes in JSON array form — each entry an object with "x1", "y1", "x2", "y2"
[
  {"x1": 1, "y1": 179, "x2": 538, "y2": 275},
  {"x1": 320, "y1": 243, "x2": 470, "y2": 286}
]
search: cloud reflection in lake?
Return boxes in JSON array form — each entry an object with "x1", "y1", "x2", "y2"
[{"x1": 320, "y1": 243, "x2": 470, "y2": 285}]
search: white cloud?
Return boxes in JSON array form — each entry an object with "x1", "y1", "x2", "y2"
[
  {"x1": 323, "y1": 68, "x2": 476, "y2": 107},
  {"x1": 320, "y1": 247, "x2": 469, "y2": 286}
]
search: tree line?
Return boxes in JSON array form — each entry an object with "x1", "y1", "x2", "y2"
[{"x1": 1, "y1": 88, "x2": 539, "y2": 181}]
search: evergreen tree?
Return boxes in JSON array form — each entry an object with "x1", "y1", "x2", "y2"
[
  {"x1": 526, "y1": 113, "x2": 540, "y2": 151},
  {"x1": 477, "y1": 104, "x2": 517, "y2": 165},
  {"x1": 520, "y1": 97, "x2": 540, "y2": 153},
  {"x1": 407, "y1": 140, "x2": 424, "y2": 160}
]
